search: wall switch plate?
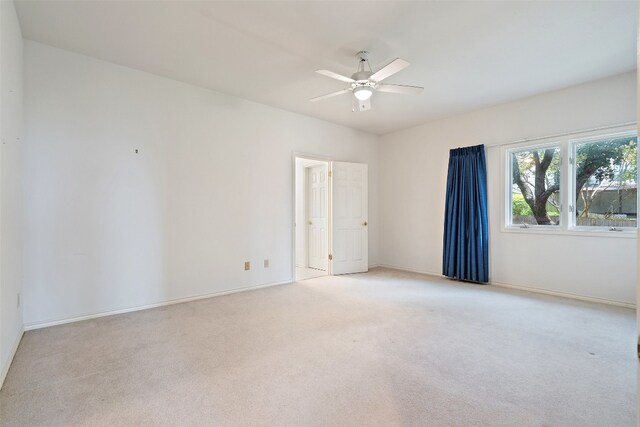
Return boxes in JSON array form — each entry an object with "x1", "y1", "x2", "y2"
[
  {"x1": 244, "y1": 261, "x2": 250, "y2": 271},
  {"x1": 264, "y1": 259, "x2": 269, "y2": 268}
]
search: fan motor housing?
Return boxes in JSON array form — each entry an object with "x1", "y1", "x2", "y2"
[{"x1": 351, "y1": 70, "x2": 373, "y2": 83}]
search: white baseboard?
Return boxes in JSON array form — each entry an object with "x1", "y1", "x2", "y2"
[
  {"x1": 24, "y1": 279, "x2": 293, "y2": 331},
  {"x1": 375, "y1": 264, "x2": 442, "y2": 277},
  {"x1": 22, "y1": 265, "x2": 636, "y2": 330},
  {"x1": 491, "y1": 281, "x2": 635, "y2": 309},
  {"x1": 0, "y1": 327, "x2": 24, "y2": 390},
  {"x1": 375, "y1": 264, "x2": 635, "y2": 309}
]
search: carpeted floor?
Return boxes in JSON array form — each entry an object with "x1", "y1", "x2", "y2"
[
  {"x1": 0, "y1": 268, "x2": 635, "y2": 426},
  {"x1": 295, "y1": 266, "x2": 327, "y2": 281}
]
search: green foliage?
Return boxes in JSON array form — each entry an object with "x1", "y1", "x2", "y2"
[
  {"x1": 545, "y1": 202, "x2": 559, "y2": 215},
  {"x1": 618, "y1": 143, "x2": 637, "y2": 185},
  {"x1": 575, "y1": 136, "x2": 637, "y2": 217},
  {"x1": 512, "y1": 194, "x2": 532, "y2": 216},
  {"x1": 576, "y1": 137, "x2": 637, "y2": 186},
  {"x1": 519, "y1": 137, "x2": 638, "y2": 193},
  {"x1": 512, "y1": 135, "x2": 638, "y2": 225}
]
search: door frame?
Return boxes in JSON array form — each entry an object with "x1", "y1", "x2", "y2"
[{"x1": 292, "y1": 152, "x2": 333, "y2": 281}]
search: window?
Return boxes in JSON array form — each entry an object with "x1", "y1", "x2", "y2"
[
  {"x1": 505, "y1": 128, "x2": 638, "y2": 234},
  {"x1": 509, "y1": 145, "x2": 561, "y2": 227},
  {"x1": 571, "y1": 133, "x2": 637, "y2": 229}
]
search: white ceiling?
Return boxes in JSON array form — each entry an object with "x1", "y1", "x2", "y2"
[{"x1": 15, "y1": 0, "x2": 637, "y2": 135}]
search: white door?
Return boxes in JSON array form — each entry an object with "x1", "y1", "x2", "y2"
[
  {"x1": 307, "y1": 165, "x2": 328, "y2": 270},
  {"x1": 331, "y1": 161, "x2": 368, "y2": 275}
]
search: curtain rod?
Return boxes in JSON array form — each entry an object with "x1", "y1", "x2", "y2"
[{"x1": 485, "y1": 121, "x2": 637, "y2": 148}]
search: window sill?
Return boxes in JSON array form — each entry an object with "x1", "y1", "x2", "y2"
[{"x1": 501, "y1": 226, "x2": 637, "y2": 238}]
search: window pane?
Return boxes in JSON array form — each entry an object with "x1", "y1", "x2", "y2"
[
  {"x1": 511, "y1": 146, "x2": 561, "y2": 226},
  {"x1": 574, "y1": 134, "x2": 637, "y2": 228}
]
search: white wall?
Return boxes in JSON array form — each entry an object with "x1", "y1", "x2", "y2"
[
  {"x1": 0, "y1": 0, "x2": 24, "y2": 385},
  {"x1": 380, "y1": 72, "x2": 637, "y2": 305},
  {"x1": 19, "y1": 38, "x2": 636, "y2": 330},
  {"x1": 23, "y1": 41, "x2": 380, "y2": 327}
]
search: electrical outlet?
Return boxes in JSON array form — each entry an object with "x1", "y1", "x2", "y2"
[
  {"x1": 17, "y1": 292, "x2": 20, "y2": 309},
  {"x1": 264, "y1": 259, "x2": 269, "y2": 268},
  {"x1": 244, "y1": 261, "x2": 250, "y2": 271}
]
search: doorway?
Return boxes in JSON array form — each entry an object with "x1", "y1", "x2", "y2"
[
  {"x1": 295, "y1": 157, "x2": 329, "y2": 281},
  {"x1": 294, "y1": 156, "x2": 369, "y2": 282}
]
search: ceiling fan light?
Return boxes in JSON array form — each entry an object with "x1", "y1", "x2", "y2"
[{"x1": 353, "y1": 86, "x2": 373, "y2": 101}]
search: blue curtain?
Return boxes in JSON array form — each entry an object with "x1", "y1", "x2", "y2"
[{"x1": 442, "y1": 144, "x2": 489, "y2": 283}]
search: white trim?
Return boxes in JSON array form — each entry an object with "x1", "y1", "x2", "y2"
[
  {"x1": 0, "y1": 327, "x2": 24, "y2": 390},
  {"x1": 501, "y1": 227, "x2": 637, "y2": 238},
  {"x1": 486, "y1": 121, "x2": 636, "y2": 148},
  {"x1": 375, "y1": 264, "x2": 442, "y2": 277},
  {"x1": 24, "y1": 280, "x2": 292, "y2": 331},
  {"x1": 375, "y1": 265, "x2": 635, "y2": 309},
  {"x1": 491, "y1": 281, "x2": 635, "y2": 309}
]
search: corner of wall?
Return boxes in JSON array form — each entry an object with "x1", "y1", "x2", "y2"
[
  {"x1": 0, "y1": 0, "x2": 25, "y2": 387},
  {"x1": 0, "y1": 327, "x2": 23, "y2": 389}
]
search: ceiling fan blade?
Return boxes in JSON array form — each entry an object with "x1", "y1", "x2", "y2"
[
  {"x1": 316, "y1": 69, "x2": 355, "y2": 83},
  {"x1": 377, "y1": 84, "x2": 424, "y2": 95},
  {"x1": 357, "y1": 98, "x2": 371, "y2": 112},
  {"x1": 369, "y1": 58, "x2": 410, "y2": 82},
  {"x1": 309, "y1": 89, "x2": 350, "y2": 102}
]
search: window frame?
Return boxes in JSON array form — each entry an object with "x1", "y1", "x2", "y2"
[
  {"x1": 505, "y1": 141, "x2": 564, "y2": 230},
  {"x1": 501, "y1": 125, "x2": 638, "y2": 237},
  {"x1": 568, "y1": 130, "x2": 638, "y2": 233}
]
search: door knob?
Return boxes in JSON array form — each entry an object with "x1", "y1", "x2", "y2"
[{"x1": 363, "y1": 221, "x2": 368, "y2": 226}]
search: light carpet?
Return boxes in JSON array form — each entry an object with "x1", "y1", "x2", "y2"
[{"x1": 0, "y1": 268, "x2": 635, "y2": 426}]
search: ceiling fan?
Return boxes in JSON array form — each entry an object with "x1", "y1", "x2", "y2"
[{"x1": 310, "y1": 51, "x2": 423, "y2": 111}]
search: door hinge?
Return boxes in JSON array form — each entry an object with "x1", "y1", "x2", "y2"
[
  {"x1": 328, "y1": 254, "x2": 333, "y2": 261},
  {"x1": 328, "y1": 171, "x2": 332, "y2": 178},
  {"x1": 569, "y1": 156, "x2": 574, "y2": 165}
]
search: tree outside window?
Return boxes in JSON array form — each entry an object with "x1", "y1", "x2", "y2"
[
  {"x1": 510, "y1": 146, "x2": 561, "y2": 226},
  {"x1": 508, "y1": 131, "x2": 637, "y2": 230},
  {"x1": 574, "y1": 135, "x2": 637, "y2": 228}
]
